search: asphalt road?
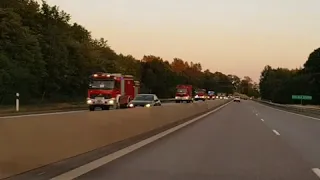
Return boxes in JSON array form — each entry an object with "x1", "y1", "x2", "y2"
[
  {"x1": 48, "y1": 100, "x2": 319, "y2": 180},
  {"x1": 247, "y1": 101, "x2": 320, "y2": 168},
  {"x1": 6, "y1": 100, "x2": 320, "y2": 180}
]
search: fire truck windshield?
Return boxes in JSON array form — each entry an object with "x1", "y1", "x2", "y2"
[
  {"x1": 89, "y1": 80, "x2": 115, "y2": 90},
  {"x1": 195, "y1": 90, "x2": 205, "y2": 94},
  {"x1": 177, "y1": 89, "x2": 187, "y2": 93},
  {"x1": 134, "y1": 94, "x2": 154, "y2": 101}
]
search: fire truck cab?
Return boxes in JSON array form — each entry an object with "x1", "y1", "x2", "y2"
[
  {"x1": 194, "y1": 89, "x2": 207, "y2": 101},
  {"x1": 175, "y1": 85, "x2": 193, "y2": 103},
  {"x1": 87, "y1": 72, "x2": 139, "y2": 111}
]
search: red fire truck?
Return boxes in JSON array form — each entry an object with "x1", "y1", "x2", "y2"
[
  {"x1": 175, "y1": 85, "x2": 193, "y2": 103},
  {"x1": 86, "y1": 72, "x2": 140, "y2": 111}
]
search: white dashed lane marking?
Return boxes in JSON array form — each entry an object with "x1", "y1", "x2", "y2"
[
  {"x1": 312, "y1": 168, "x2": 320, "y2": 178},
  {"x1": 272, "y1": 130, "x2": 280, "y2": 136}
]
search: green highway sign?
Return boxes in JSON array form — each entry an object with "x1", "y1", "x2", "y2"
[{"x1": 292, "y1": 95, "x2": 312, "y2": 100}]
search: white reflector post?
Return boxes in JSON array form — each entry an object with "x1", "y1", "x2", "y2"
[{"x1": 16, "y1": 92, "x2": 19, "y2": 112}]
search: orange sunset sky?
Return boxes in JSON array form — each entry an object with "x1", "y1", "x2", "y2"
[{"x1": 43, "y1": 0, "x2": 320, "y2": 82}]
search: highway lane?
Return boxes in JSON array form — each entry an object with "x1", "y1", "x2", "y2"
[
  {"x1": 247, "y1": 100, "x2": 320, "y2": 168},
  {"x1": 51, "y1": 101, "x2": 318, "y2": 179}
]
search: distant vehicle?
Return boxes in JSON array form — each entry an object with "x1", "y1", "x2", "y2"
[
  {"x1": 128, "y1": 94, "x2": 161, "y2": 108},
  {"x1": 208, "y1": 91, "x2": 215, "y2": 100},
  {"x1": 234, "y1": 96, "x2": 241, "y2": 102},
  {"x1": 87, "y1": 72, "x2": 140, "y2": 111},
  {"x1": 175, "y1": 85, "x2": 193, "y2": 103},
  {"x1": 194, "y1": 89, "x2": 207, "y2": 101}
]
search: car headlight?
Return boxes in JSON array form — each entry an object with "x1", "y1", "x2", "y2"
[
  {"x1": 129, "y1": 103, "x2": 134, "y2": 107},
  {"x1": 195, "y1": 95, "x2": 199, "y2": 98},
  {"x1": 87, "y1": 99, "x2": 93, "y2": 104},
  {"x1": 145, "y1": 104, "x2": 151, "y2": 107}
]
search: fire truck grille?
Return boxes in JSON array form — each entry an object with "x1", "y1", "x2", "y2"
[
  {"x1": 176, "y1": 94, "x2": 186, "y2": 97},
  {"x1": 90, "y1": 94, "x2": 112, "y2": 99}
]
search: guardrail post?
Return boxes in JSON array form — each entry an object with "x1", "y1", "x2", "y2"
[{"x1": 16, "y1": 93, "x2": 19, "y2": 112}]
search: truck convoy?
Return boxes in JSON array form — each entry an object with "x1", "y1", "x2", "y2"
[
  {"x1": 175, "y1": 84, "x2": 193, "y2": 103},
  {"x1": 194, "y1": 89, "x2": 207, "y2": 101},
  {"x1": 86, "y1": 72, "x2": 140, "y2": 111}
]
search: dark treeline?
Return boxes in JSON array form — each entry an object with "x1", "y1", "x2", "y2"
[
  {"x1": 0, "y1": 0, "x2": 257, "y2": 105},
  {"x1": 259, "y1": 48, "x2": 320, "y2": 104}
]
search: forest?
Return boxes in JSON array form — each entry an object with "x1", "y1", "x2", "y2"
[
  {"x1": 0, "y1": 0, "x2": 258, "y2": 105},
  {"x1": 259, "y1": 48, "x2": 320, "y2": 104}
]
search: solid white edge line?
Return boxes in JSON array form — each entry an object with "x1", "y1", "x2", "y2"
[
  {"x1": 272, "y1": 129, "x2": 280, "y2": 135},
  {"x1": 256, "y1": 102, "x2": 320, "y2": 121},
  {"x1": 50, "y1": 101, "x2": 232, "y2": 180},
  {"x1": 312, "y1": 168, "x2": 320, "y2": 178}
]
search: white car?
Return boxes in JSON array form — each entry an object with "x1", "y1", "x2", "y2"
[{"x1": 234, "y1": 96, "x2": 240, "y2": 102}]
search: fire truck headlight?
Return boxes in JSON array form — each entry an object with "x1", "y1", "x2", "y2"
[
  {"x1": 145, "y1": 104, "x2": 151, "y2": 108},
  {"x1": 108, "y1": 100, "x2": 114, "y2": 104},
  {"x1": 129, "y1": 103, "x2": 134, "y2": 107},
  {"x1": 195, "y1": 95, "x2": 199, "y2": 98},
  {"x1": 87, "y1": 99, "x2": 93, "y2": 104},
  {"x1": 175, "y1": 96, "x2": 178, "y2": 99}
]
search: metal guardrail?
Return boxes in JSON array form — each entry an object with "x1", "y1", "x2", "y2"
[
  {"x1": 254, "y1": 99, "x2": 320, "y2": 117},
  {"x1": 0, "y1": 98, "x2": 185, "y2": 117},
  {"x1": 0, "y1": 98, "x2": 225, "y2": 117},
  {"x1": 159, "y1": 98, "x2": 175, "y2": 103}
]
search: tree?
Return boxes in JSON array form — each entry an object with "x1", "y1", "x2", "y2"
[
  {"x1": 304, "y1": 48, "x2": 320, "y2": 74},
  {"x1": 0, "y1": 8, "x2": 46, "y2": 103},
  {"x1": 258, "y1": 47, "x2": 320, "y2": 104},
  {"x1": 0, "y1": 0, "x2": 241, "y2": 105},
  {"x1": 227, "y1": 74, "x2": 241, "y2": 91}
]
